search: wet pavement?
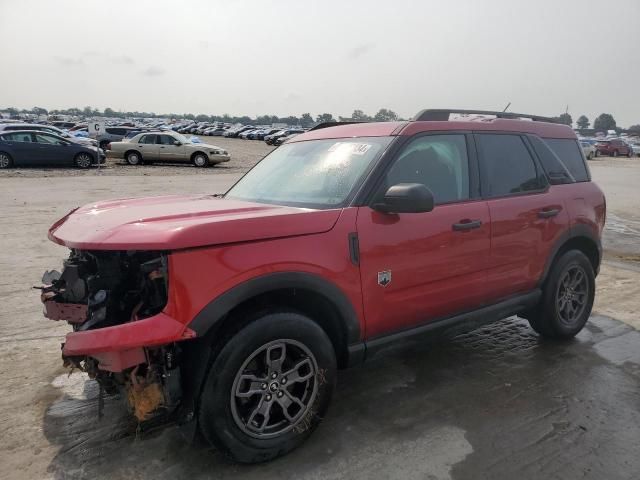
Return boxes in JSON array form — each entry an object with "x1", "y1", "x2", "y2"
[{"x1": 44, "y1": 314, "x2": 640, "y2": 480}]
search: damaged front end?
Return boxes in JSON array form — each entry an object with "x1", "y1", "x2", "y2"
[{"x1": 39, "y1": 250, "x2": 184, "y2": 421}]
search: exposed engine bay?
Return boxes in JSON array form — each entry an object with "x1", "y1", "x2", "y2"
[
  {"x1": 40, "y1": 249, "x2": 168, "y2": 330},
  {"x1": 39, "y1": 250, "x2": 182, "y2": 421}
]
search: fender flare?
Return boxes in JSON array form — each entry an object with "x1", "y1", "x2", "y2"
[
  {"x1": 539, "y1": 224, "x2": 602, "y2": 286},
  {"x1": 188, "y1": 271, "x2": 362, "y2": 345}
]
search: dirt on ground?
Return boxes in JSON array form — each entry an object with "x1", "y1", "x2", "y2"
[{"x1": 0, "y1": 143, "x2": 638, "y2": 480}]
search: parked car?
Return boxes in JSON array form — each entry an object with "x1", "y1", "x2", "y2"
[
  {"x1": 256, "y1": 128, "x2": 280, "y2": 140},
  {"x1": 581, "y1": 141, "x2": 596, "y2": 160},
  {"x1": 224, "y1": 125, "x2": 254, "y2": 138},
  {"x1": 106, "y1": 131, "x2": 230, "y2": 167},
  {"x1": 96, "y1": 126, "x2": 139, "y2": 149},
  {"x1": 594, "y1": 138, "x2": 632, "y2": 157},
  {"x1": 265, "y1": 128, "x2": 305, "y2": 145},
  {"x1": 630, "y1": 142, "x2": 640, "y2": 157},
  {"x1": 0, "y1": 123, "x2": 97, "y2": 147},
  {"x1": 0, "y1": 130, "x2": 104, "y2": 168},
  {"x1": 38, "y1": 109, "x2": 605, "y2": 463},
  {"x1": 273, "y1": 133, "x2": 301, "y2": 146}
]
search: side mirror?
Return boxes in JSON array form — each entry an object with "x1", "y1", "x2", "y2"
[
  {"x1": 174, "y1": 141, "x2": 182, "y2": 146},
  {"x1": 372, "y1": 183, "x2": 435, "y2": 214}
]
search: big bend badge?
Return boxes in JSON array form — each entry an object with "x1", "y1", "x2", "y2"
[{"x1": 377, "y1": 270, "x2": 392, "y2": 287}]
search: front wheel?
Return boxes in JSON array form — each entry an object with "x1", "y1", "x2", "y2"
[
  {"x1": 192, "y1": 153, "x2": 209, "y2": 167},
  {"x1": 525, "y1": 250, "x2": 595, "y2": 339},
  {"x1": 74, "y1": 152, "x2": 93, "y2": 169},
  {"x1": 198, "y1": 312, "x2": 337, "y2": 463}
]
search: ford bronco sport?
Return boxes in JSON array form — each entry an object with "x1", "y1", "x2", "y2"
[{"x1": 39, "y1": 109, "x2": 605, "y2": 463}]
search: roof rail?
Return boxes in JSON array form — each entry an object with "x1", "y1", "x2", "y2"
[
  {"x1": 413, "y1": 109, "x2": 558, "y2": 123},
  {"x1": 308, "y1": 121, "x2": 365, "y2": 131}
]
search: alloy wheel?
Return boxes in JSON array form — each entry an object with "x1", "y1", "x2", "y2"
[
  {"x1": 0, "y1": 153, "x2": 11, "y2": 168},
  {"x1": 230, "y1": 339, "x2": 318, "y2": 439},
  {"x1": 556, "y1": 265, "x2": 588, "y2": 326},
  {"x1": 76, "y1": 153, "x2": 92, "y2": 168}
]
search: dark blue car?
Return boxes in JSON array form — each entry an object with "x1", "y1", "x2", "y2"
[{"x1": 0, "y1": 130, "x2": 105, "y2": 169}]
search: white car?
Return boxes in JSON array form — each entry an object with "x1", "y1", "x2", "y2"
[
  {"x1": 107, "y1": 131, "x2": 230, "y2": 167},
  {"x1": 580, "y1": 141, "x2": 596, "y2": 160}
]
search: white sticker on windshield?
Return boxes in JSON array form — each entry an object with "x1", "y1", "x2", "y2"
[{"x1": 328, "y1": 142, "x2": 372, "y2": 155}]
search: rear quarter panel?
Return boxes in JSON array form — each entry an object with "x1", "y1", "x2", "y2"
[{"x1": 561, "y1": 182, "x2": 606, "y2": 239}]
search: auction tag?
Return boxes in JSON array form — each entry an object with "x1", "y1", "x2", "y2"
[{"x1": 328, "y1": 142, "x2": 372, "y2": 155}]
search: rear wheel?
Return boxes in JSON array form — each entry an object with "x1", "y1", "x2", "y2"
[
  {"x1": 74, "y1": 152, "x2": 93, "y2": 169},
  {"x1": 587, "y1": 151, "x2": 594, "y2": 160},
  {"x1": 126, "y1": 151, "x2": 142, "y2": 165},
  {"x1": 198, "y1": 312, "x2": 336, "y2": 463},
  {"x1": 0, "y1": 152, "x2": 13, "y2": 169},
  {"x1": 526, "y1": 250, "x2": 595, "y2": 339},
  {"x1": 192, "y1": 153, "x2": 208, "y2": 167}
]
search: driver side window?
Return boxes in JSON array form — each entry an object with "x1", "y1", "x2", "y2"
[{"x1": 380, "y1": 134, "x2": 470, "y2": 205}]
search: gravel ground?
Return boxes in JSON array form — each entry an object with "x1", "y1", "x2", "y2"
[
  {"x1": 0, "y1": 136, "x2": 275, "y2": 177},
  {"x1": 0, "y1": 144, "x2": 638, "y2": 480}
]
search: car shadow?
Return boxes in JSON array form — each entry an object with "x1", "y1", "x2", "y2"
[{"x1": 42, "y1": 315, "x2": 640, "y2": 480}]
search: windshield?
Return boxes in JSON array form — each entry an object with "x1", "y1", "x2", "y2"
[
  {"x1": 172, "y1": 132, "x2": 190, "y2": 143},
  {"x1": 226, "y1": 136, "x2": 393, "y2": 208}
]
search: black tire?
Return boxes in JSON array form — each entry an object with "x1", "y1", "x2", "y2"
[
  {"x1": 74, "y1": 152, "x2": 93, "y2": 169},
  {"x1": 0, "y1": 151, "x2": 13, "y2": 169},
  {"x1": 99, "y1": 140, "x2": 109, "y2": 150},
  {"x1": 587, "y1": 151, "x2": 594, "y2": 160},
  {"x1": 125, "y1": 151, "x2": 142, "y2": 165},
  {"x1": 526, "y1": 250, "x2": 595, "y2": 339},
  {"x1": 198, "y1": 312, "x2": 337, "y2": 463},
  {"x1": 595, "y1": 150, "x2": 600, "y2": 157},
  {"x1": 192, "y1": 152, "x2": 209, "y2": 167}
]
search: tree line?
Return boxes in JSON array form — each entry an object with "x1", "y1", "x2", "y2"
[
  {"x1": 2, "y1": 106, "x2": 638, "y2": 133},
  {"x1": 0, "y1": 106, "x2": 403, "y2": 127}
]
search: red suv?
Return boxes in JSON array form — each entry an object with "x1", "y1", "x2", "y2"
[
  {"x1": 595, "y1": 138, "x2": 632, "y2": 157},
  {"x1": 40, "y1": 109, "x2": 605, "y2": 463}
]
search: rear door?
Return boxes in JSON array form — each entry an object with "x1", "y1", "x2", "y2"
[
  {"x1": 137, "y1": 134, "x2": 159, "y2": 160},
  {"x1": 357, "y1": 133, "x2": 491, "y2": 338},
  {"x1": 1, "y1": 133, "x2": 38, "y2": 165},
  {"x1": 475, "y1": 133, "x2": 568, "y2": 302},
  {"x1": 156, "y1": 134, "x2": 186, "y2": 162}
]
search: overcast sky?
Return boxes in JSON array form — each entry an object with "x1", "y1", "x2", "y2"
[{"x1": 1, "y1": 0, "x2": 639, "y2": 126}]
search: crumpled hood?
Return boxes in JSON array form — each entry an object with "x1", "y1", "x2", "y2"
[{"x1": 48, "y1": 195, "x2": 341, "y2": 251}]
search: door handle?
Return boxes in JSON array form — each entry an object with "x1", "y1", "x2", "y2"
[
  {"x1": 452, "y1": 219, "x2": 482, "y2": 231},
  {"x1": 538, "y1": 208, "x2": 560, "y2": 219},
  {"x1": 160, "y1": 146, "x2": 165, "y2": 149}
]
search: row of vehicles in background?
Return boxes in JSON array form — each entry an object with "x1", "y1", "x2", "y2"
[
  {"x1": 580, "y1": 137, "x2": 640, "y2": 159},
  {"x1": 172, "y1": 122, "x2": 308, "y2": 145}
]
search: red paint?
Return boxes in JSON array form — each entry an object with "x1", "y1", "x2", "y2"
[
  {"x1": 50, "y1": 117, "x2": 605, "y2": 368},
  {"x1": 49, "y1": 196, "x2": 341, "y2": 251}
]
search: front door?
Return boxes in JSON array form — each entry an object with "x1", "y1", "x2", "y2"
[
  {"x1": 33, "y1": 133, "x2": 69, "y2": 165},
  {"x1": 357, "y1": 133, "x2": 491, "y2": 339},
  {"x1": 157, "y1": 134, "x2": 186, "y2": 162}
]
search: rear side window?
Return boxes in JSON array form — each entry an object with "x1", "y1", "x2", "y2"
[
  {"x1": 544, "y1": 139, "x2": 589, "y2": 182},
  {"x1": 476, "y1": 134, "x2": 543, "y2": 197},
  {"x1": 528, "y1": 136, "x2": 574, "y2": 185},
  {"x1": 4, "y1": 132, "x2": 33, "y2": 142},
  {"x1": 139, "y1": 135, "x2": 156, "y2": 144}
]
